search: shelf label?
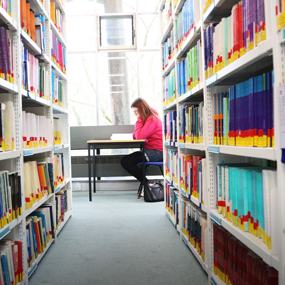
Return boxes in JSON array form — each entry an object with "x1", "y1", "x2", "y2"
[
  {"x1": 54, "y1": 145, "x2": 60, "y2": 151},
  {"x1": 191, "y1": 195, "x2": 200, "y2": 207},
  {"x1": 55, "y1": 185, "x2": 61, "y2": 194},
  {"x1": 179, "y1": 143, "x2": 185, "y2": 148},
  {"x1": 204, "y1": 2, "x2": 215, "y2": 21},
  {"x1": 210, "y1": 212, "x2": 222, "y2": 226},
  {"x1": 181, "y1": 188, "x2": 188, "y2": 198},
  {"x1": 182, "y1": 234, "x2": 188, "y2": 246},
  {"x1": 206, "y1": 74, "x2": 217, "y2": 86},
  {"x1": 209, "y1": 145, "x2": 220, "y2": 153},
  {"x1": 28, "y1": 262, "x2": 38, "y2": 278},
  {"x1": 0, "y1": 225, "x2": 10, "y2": 240},
  {"x1": 24, "y1": 149, "x2": 33, "y2": 156},
  {"x1": 164, "y1": 142, "x2": 169, "y2": 146},
  {"x1": 211, "y1": 276, "x2": 218, "y2": 285}
]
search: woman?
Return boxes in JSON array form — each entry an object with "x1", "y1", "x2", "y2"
[{"x1": 120, "y1": 98, "x2": 163, "y2": 194}]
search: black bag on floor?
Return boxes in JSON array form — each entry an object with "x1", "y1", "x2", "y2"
[{"x1": 144, "y1": 181, "x2": 164, "y2": 202}]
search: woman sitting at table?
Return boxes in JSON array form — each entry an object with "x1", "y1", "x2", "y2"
[{"x1": 120, "y1": 98, "x2": 163, "y2": 196}]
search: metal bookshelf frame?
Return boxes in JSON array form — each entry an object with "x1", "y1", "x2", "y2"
[
  {"x1": 159, "y1": 0, "x2": 285, "y2": 284},
  {"x1": 0, "y1": 0, "x2": 72, "y2": 283}
]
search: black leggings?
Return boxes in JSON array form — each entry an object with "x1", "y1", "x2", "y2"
[{"x1": 120, "y1": 151, "x2": 146, "y2": 183}]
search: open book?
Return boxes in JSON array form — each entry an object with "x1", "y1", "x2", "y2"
[{"x1": 110, "y1": 133, "x2": 133, "y2": 140}]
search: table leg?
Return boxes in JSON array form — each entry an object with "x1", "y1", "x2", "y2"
[
  {"x1": 97, "y1": 149, "x2": 101, "y2": 181},
  {"x1": 93, "y1": 145, "x2": 96, "y2": 193},
  {"x1": 140, "y1": 143, "x2": 146, "y2": 199},
  {"x1": 88, "y1": 144, "x2": 92, "y2": 201}
]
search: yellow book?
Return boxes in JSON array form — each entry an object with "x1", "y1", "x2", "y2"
[{"x1": 50, "y1": 2, "x2": 56, "y2": 24}]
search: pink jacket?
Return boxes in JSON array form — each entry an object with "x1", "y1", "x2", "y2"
[{"x1": 133, "y1": 115, "x2": 163, "y2": 152}]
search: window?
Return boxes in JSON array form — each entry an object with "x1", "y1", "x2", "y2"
[
  {"x1": 67, "y1": 0, "x2": 160, "y2": 126},
  {"x1": 98, "y1": 14, "x2": 136, "y2": 50}
]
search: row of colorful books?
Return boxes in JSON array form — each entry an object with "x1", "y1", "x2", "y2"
[
  {"x1": 0, "y1": 101, "x2": 14, "y2": 151},
  {"x1": 55, "y1": 189, "x2": 68, "y2": 229},
  {"x1": 26, "y1": 204, "x2": 55, "y2": 269},
  {"x1": 52, "y1": 71, "x2": 64, "y2": 106},
  {"x1": 51, "y1": 2, "x2": 63, "y2": 35},
  {"x1": 179, "y1": 102, "x2": 204, "y2": 144},
  {"x1": 0, "y1": 171, "x2": 22, "y2": 228},
  {"x1": 24, "y1": 155, "x2": 65, "y2": 210},
  {"x1": 276, "y1": 1, "x2": 285, "y2": 31},
  {"x1": 0, "y1": 27, "x2": 14, "y2": 84},
  {"x1": 163, "y1": 69, "x2": 176, "y2": 105},
  {"x1": 213, "y1": 72, "x2": 274, "y2": 147},
  {"x1": 175, "y1": 0, "x2": 199, "y2": 49},
  {"x1": 179, "y1": 155, "x2": 206, "y2": 204},
  {"x1": 20, "y1": 0, "x2": 46, "y2": 51},
  {"x1": 164, "y1": 110, "x2": 177, "y2": 144},
  {"x1": 165, "y1": 150, "x2": 178, "y2": 185},
  {"x1": 51, "y1": 30, "x2": 66, "y2": 74},
  {"x1": 181, "y1": 200, "x2": 207, "y2": 262},
  {"x1": 161, "y1": 0, "x2": 172, "y2": 35},
  {"x1": 177, "y1": 40, "x2": 202, "y2": 96},
  {"x1": 216, "y1": 163, "x2": 276, "y2": 250},
  {"x1": 165, "y1": 183, "x2": 179, "y2": 226},
  {"x1": 53, "y1": 117, "x2": 63, "y2": 146},
  {"x1": 214, "y1": 224, "x2": 278, "y2": 285},
  {"x1": 204, "y1": 0, "x2": 266, "y2": 79},
  {"x1": 22, "y1": 47, "x2": 49, "y2": 100},
  {"x1": 162, "y1": 31, "x2": 175, "y2": 70},
  {"x1": 0, "y1": 0, "x2": 12, "y2": 16},
  {"x1": 0, "y1": 240, "x2": 23, "y2": 285},
  {"x1": 22, "y1": 111, "x2": 51, "y2": 149}
]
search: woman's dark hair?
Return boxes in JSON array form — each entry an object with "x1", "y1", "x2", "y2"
[{"x1": 131, "y1": 98, "x2": 159, "y2": 124}]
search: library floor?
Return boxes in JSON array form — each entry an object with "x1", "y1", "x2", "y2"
[{"x1": 30, "y1": 191, "x2": 208, "y2": 285}]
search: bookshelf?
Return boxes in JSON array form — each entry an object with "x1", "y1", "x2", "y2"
[
  {"x1": 160, "y1": 0, "x2": 284, "y2": 284},
  {"x1": 0, "y1": 0, "x2": 72, "y2": 284}
]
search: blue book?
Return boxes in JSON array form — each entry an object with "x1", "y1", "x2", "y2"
[
  {"x1": 51, "y1": 71, "x2": 55, "y2": 101},
  {"x1": 255, "y1": 170, "x2": 264, "y2": 238},
  {"x1": 26, "y1": 228, "x2": 32, "y2": 267},
  {"x1": 1, "y1": 253, "x2": 11, "y2": 285},
  {"x1": 33, "y1": 212, "x2": 47, "y2": 245},
  {"x1": 255, "y1": 75, "x2": 264, "y2": 147},
  {"x1": 63, "y1": 47, "x2": 66, "y2": 71}
]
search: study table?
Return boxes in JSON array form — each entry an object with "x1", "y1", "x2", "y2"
[{"x1": 87, "y1": 140, "x2": 145, "y2": 201}]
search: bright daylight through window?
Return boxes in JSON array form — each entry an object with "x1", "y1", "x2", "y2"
[{"x1": 67, "y1": 0, "x2": 161, "y2": 126}]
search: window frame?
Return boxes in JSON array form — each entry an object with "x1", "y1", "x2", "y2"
[{"x1": 97, "y1": 13, "x2": 137, "y2": 51}]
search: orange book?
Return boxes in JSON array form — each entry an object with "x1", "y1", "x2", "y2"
[
  {"x1": 30, "y1": 10, "x2": 36, "y2": 41},
  {"x1": 26, "y1": 2, "x2": 31, "y2": 37},
  {"x1": 50, "y1": 2, "x2": 56, "y2": 24},
  {"x1": 21, "y1": 0, "x2": 26, "y2": 30},
  {"x1": 37, "y1": 165, "x2": 47, "y2": 193}
]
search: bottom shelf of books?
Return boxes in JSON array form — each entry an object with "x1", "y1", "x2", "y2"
[{"x1": 212, "y1": 223, "x2": 279, "y2": 285}]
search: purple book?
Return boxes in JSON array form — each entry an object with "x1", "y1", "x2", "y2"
[
  {"x1": 204, "y1": 28, "x2": 207, "y2": 75},
  {"x1": 248, "y1": 78, "x2": 254, "y2": 145},
  {"x1": 243, "y1": 0, "x2": 246, "y2": 50},
  {"x1": 259, "y1": 0, "x2": 265, "y2": 34},
  {"x1": 0, "y1": 28, "x2": 8, "y2": 80},
  {"x1": 4, "y1": 29, "x2": 11, "y2": 77}
]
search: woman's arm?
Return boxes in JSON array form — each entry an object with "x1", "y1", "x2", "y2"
[{"x1": 134, "y1": 116, "x2": 158, "y2": 140}]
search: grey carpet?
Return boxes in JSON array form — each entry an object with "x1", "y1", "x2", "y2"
[{"x1": 29, "y1": 191, "x2": 208, "y2": 285}]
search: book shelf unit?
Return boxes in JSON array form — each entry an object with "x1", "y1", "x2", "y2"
[
  {"x1": 0, "y1": 0, "x2": 72, "y2": 284},
  {"x1": 160, "y1": 0, "x2": 285, "y2": 284}
]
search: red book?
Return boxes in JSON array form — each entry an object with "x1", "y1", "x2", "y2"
[
  {"x1": 239, "y1": 3, "x2": 243, "y2": 54},
  {"x1": 14, "y1": 241, "x2": 23, "y2": 281}
]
